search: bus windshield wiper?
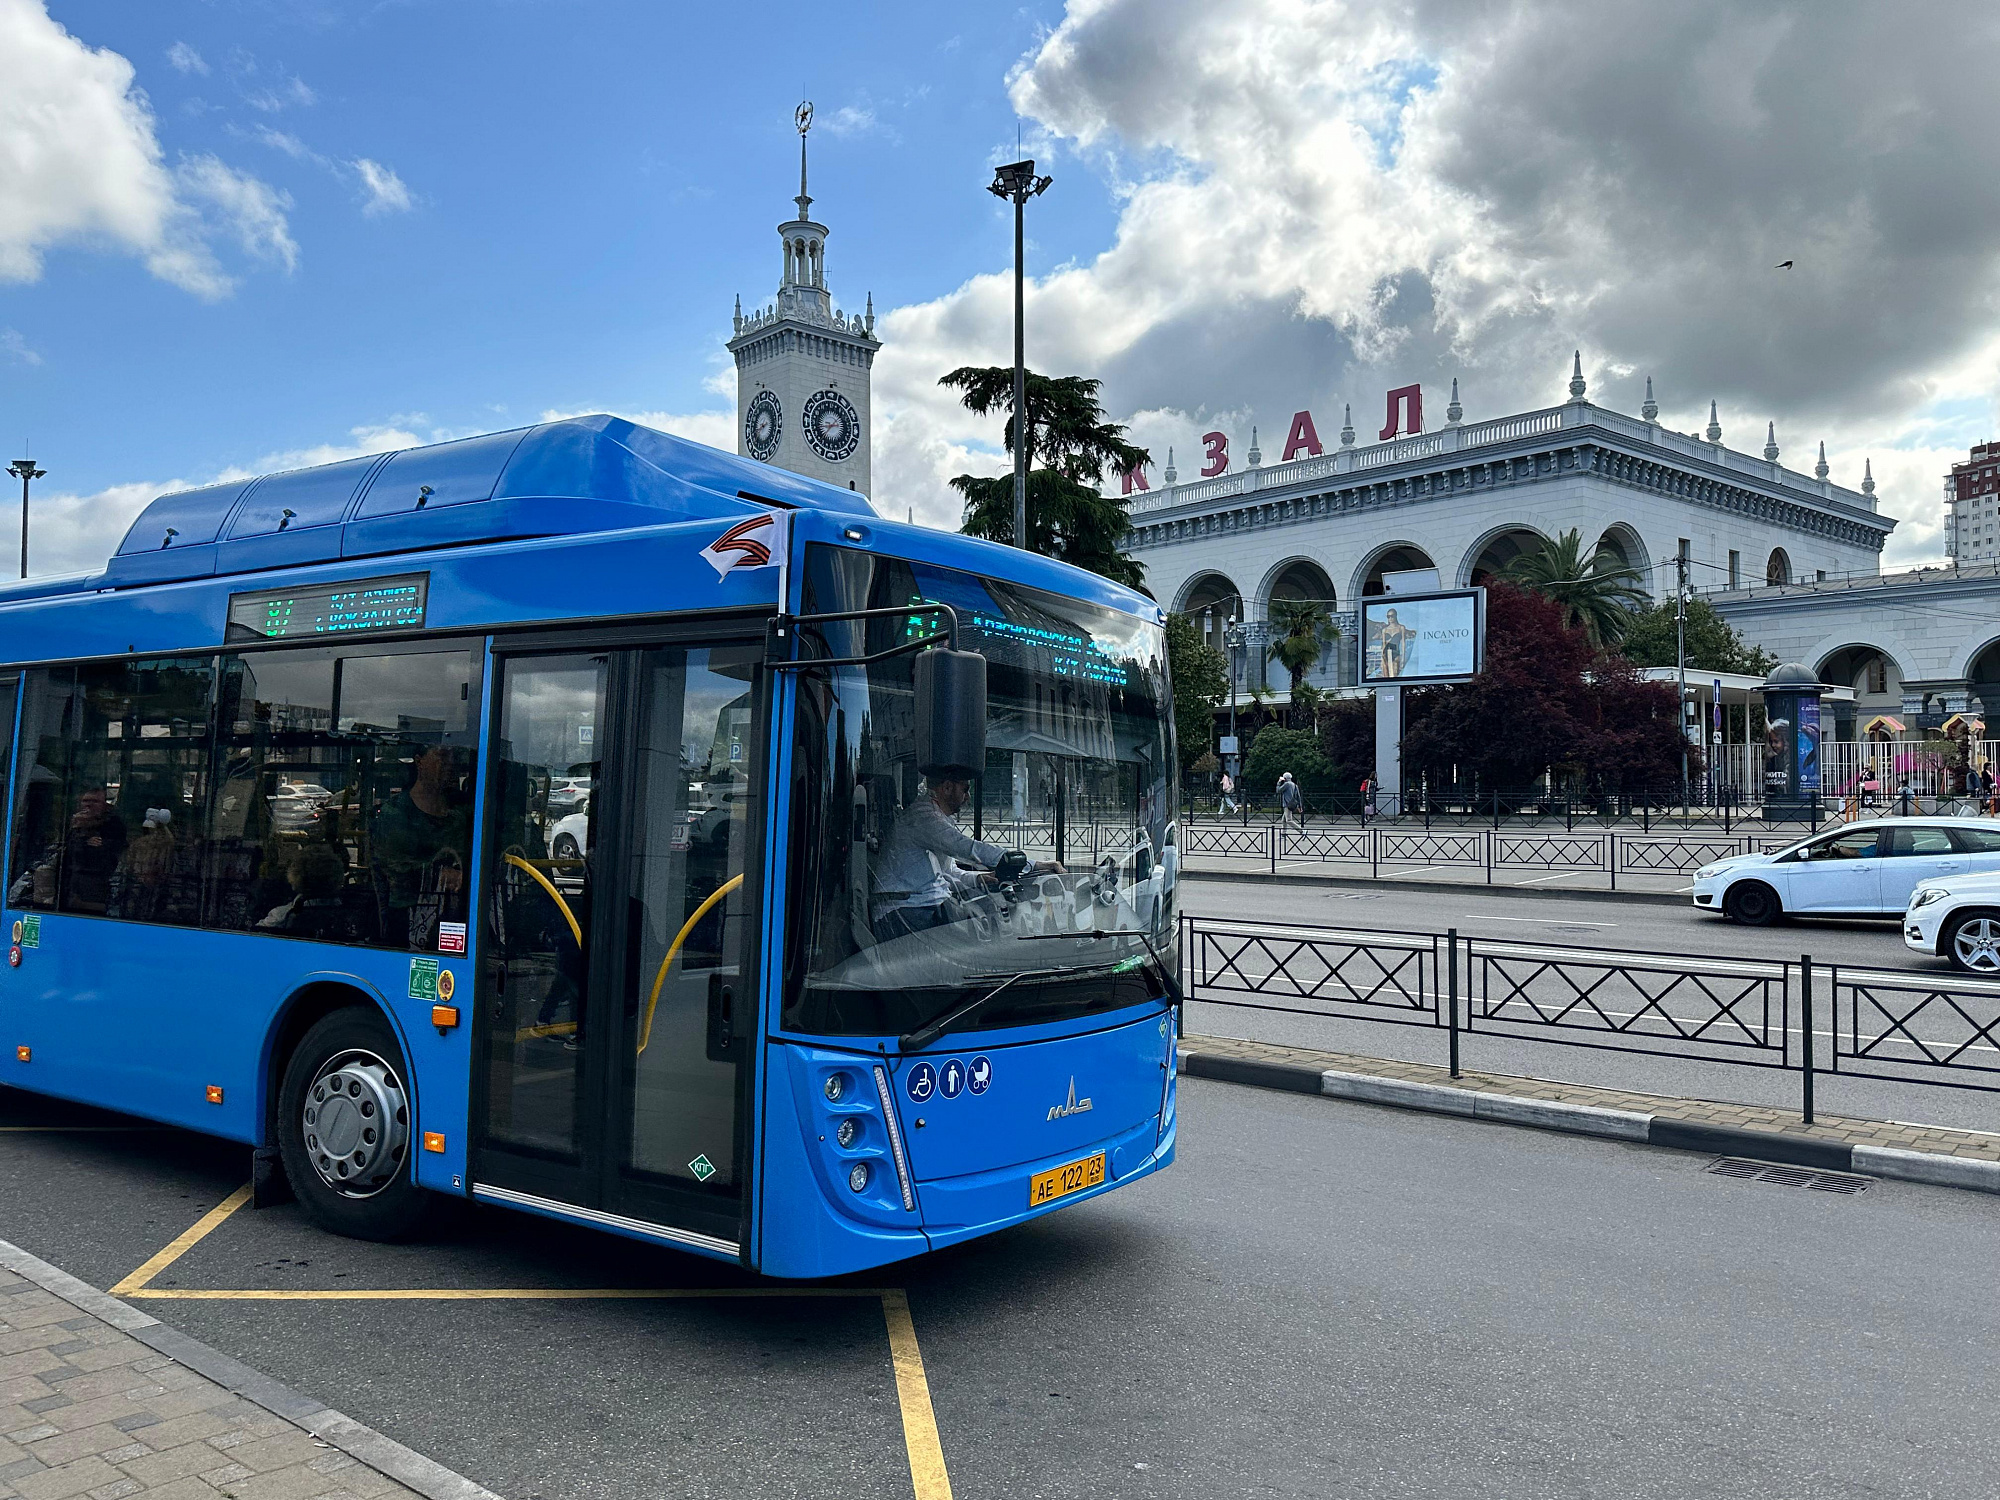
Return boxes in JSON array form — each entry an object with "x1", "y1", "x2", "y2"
[
  {"x1": 1015, "y1": 928, "x2": 1182, "y2": 1008},
  {"x1": 898, "y1": 961, "x2": 1120, "y2": 1053}
]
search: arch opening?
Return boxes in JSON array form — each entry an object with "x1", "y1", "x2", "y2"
[
  {"x1": 1467, "y1": 528, "x2": 1546, "y2": 587},
  {"x1": 1359, "y1": 545, "x2": 1437, "y2": 598},
  {"x1": 1178, "y1": 571, "x2": 1242, "y2": 650},
  {"x1": 1766, "y1": 548, "x2": 1792, "y2": 586}
]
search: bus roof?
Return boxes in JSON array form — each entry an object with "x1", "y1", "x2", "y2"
[{"x1": 45, "y1": 414, "x2": 875, "y2": 597}]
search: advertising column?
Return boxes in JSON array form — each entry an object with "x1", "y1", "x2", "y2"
[
  {"x1": 1361, "y1": 586, "x2": 1484, "y2": 817},
  {"x1": 1759, "y1": 663, "x2": 1824, "y2": 822}
]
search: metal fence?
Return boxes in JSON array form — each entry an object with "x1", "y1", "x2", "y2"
[
  {"x1": 1180, "y1": 915, "x2": 2000, "y2": 1120},
  {"x1": 1179, "y1": 823, "x2": 1802, "y2": 884}
]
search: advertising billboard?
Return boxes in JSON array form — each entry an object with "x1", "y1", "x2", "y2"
[{"x1": 1359, "y1": 589, "x2": 1484, "y2": 686}]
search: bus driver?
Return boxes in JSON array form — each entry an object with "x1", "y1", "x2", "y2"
[{"x1": 870, "y1": 768, "x2": 1062, "y2": 942}]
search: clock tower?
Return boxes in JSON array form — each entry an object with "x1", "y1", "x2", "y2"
[{"x1": 729, "y1": 102, "x2": 879, "y2": 495}]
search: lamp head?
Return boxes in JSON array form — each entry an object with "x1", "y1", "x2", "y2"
[
  {"x1": 7, "y1": 460, "x2": 43, "y2": 482},
  {"x1": 989, "y1": 159, "x2": 1039, "y2": 200}
]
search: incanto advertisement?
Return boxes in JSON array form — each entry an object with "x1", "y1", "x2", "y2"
[{"x1": 1360, "y1": 589, "x2": 1484, "y2": 685}]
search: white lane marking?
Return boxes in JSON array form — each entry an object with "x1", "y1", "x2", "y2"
[{"x1": 1461, "y1": 914, "x2": 1618, "y2": 927}]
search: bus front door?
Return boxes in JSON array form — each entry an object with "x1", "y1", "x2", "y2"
[{"x1": 472, "y1": 639, "x2": 762, "y2": 1261}]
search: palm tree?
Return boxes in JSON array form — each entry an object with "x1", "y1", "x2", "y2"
[
  {"x1": 1267, "y1": 596, "x2": 1340, "y2": 724},
  {"x1": 1502, "y1": 529, "x2": 1649, "y2": 647}
]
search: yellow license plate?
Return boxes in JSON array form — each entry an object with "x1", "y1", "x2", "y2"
[{"x1": 1028, "y1": 1152, "x2": 1106, "y2": 1207}]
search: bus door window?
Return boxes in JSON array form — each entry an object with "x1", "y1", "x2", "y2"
[
  {"x1": 619, "y1": 645, "x2": 757, "y2": 1193},
  {"x1": 9, "y1": 660, "x2": 214, "y2": 925},
  {"x1": 482, "y1": 654, "x2": 604, "y2": 1160}
]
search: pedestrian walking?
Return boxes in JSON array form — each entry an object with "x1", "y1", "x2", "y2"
[
  {"x1": 1277, "y1": 771, "x2": 1303, "y2": 832},
  {"x1": 1359, "y1": 774, "x2": 1376, "y2": 820},
  {"x1": 1219, "y1": 770, "x2": 1236, "y2": 816}
]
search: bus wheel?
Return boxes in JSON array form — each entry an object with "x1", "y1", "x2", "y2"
[{"x1": 277, "y1": 1008, "x2": 433, "y2": 1241}]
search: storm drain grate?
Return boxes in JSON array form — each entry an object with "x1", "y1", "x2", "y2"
[{"x1": 1707, "y1": 1157, "x2": 1870, "y2": 1194}]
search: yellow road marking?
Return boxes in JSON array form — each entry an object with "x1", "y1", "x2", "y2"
[
  {"x1": 882, "y1": 1288, "x2": 953, "y2": 1500},
  {"x1": 110, "y1": 1183, "x2": 251, "y2": 1295},
  {"x1": 111, "y1": 1196, "x2": 957, "y2": 1497}
]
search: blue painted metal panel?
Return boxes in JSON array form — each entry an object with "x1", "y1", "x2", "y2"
[
  {"x1": 216, "y1": 453, "x2": 391, "y2": 573},
  {"x1": 105, "y1": 479, "x2": 255, "y2": 586}
]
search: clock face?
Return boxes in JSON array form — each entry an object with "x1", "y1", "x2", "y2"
[
  {"x1": 744, "y1": 391, "x2": 783, "y2": 461},
  {"x1": 803, "y1": 389, "x2": 860, "y2": 463}
]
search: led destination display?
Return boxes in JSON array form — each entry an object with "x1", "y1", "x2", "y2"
[{"x1": 226, "y1": 574, "x2": 429, "y2": 642}]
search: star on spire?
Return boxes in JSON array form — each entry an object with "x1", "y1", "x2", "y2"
[{"x1": 794, "y1": 100, "x2": 814, "y2": 220}]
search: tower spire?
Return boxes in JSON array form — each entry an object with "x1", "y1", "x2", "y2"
[
  {"x1": 1814, "y1": 440, "x2": 1829, "y2": 480},
  {"x1": 1862, "y1": 458, "x2": 1876, "y2": 496},
  {"x1": 1763, "y1": 421, "x2": 1779, "y2": 463},
  {"x1": 1705, "y1": 400, "x2": 1721, "y2": 444},
  {"x1": 1640, "y1": 376, "x2": 1658, "y2": 422},
  {"x1": 1567, "y1": 350, "x2": 1586, "y2": 402},
  {"x1": 1445, "y1": 378, "x2": 1463, "y2": 426},
  {"x1": 794, "y1": 99, "x2": 814, "y2": 220}
]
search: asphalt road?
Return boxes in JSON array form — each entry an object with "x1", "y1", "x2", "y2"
[
  {"x1": 1177, "y1": 875, "x2": 2000, "y2": 1134},
  {"x1": 8, "y1": 1076, "x2": 2000, "y2": 1498}
]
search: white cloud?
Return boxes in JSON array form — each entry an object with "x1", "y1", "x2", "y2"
[
  {"x1": 354, "y1": 158, "x2": 412, "y2": 216},
  {"x1": 165, "y1": 40, "x2": 206, "y2": 76},
  {"x1": 0, "y1": 0, "x2": 294, "y2": 298},
  {"x1": 859, "y1": 0, "x2": 2000, "y2": 567},
  {"x1": 1, "y1": 328, "x2": 39, "y2": 366},
  {"x1": 244, "y1": 76, "x2": 316, "y2": 113}
]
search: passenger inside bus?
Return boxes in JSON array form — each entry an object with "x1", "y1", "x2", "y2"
[
  {"x1": 60, "y1": 786, "x2": 126, "y2": 914},
  {"x1": 869, "y1": 767, "x2": 1062, "y2": 942},
  {"x1": 371, "y1": 743, "x2": 471, "y2": 950}
]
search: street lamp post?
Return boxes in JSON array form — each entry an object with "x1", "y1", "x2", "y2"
[
  {"x1": 988, "y1": 158, "x2": 1051, "y2": 550},
  {"x1": 8, "y1": 459, "x2": 44, "y2": 580},
  {"x1": 1224, "y1": 616, "x2": 1244, "y2": 820}
]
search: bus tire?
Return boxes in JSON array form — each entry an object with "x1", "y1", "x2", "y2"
[
  {"x1": 1723, "y1": 880, "x2": 1781, "y2": 927},
  {"x1": 277, "y1": 1007, "x2": 434, "y2": 1242}
]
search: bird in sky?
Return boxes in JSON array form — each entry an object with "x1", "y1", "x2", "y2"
[{"x1": 1775, "y1": 260, "x2": 1794, "y2": 269}]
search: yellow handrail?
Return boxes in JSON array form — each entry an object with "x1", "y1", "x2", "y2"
[
  {"x1": 638, "y1": 873, "x2": 744, "y2": 1056},
  {"x1": 502, "y1": 853, "x2": 582, "y2": 947}
]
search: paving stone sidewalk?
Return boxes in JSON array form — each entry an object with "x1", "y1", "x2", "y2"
[
  {"x1": 0, "y1": 1266, "x2": 430, "y2": 1500},
  {"x1": 1183, "y1": 1031, "x2": 2000, "y2": 1162}
]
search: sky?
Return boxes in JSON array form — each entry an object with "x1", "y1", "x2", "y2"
[{"x1": 3, "y1": 0, "x2": 1997, "y2": 579}]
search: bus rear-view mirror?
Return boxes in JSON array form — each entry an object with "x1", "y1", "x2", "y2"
[{"x1": 914, "y1": 647, "x2": 987, "y2": 779}]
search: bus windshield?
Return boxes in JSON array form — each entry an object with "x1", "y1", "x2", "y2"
[{"x1": 783, "y1": 544, "x2": 1177, "y2": 1038}]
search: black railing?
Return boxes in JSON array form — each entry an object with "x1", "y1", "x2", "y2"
[
  {"x1": 1177, "y1": 823, "x2": 1800, "y2": 884},
  {"x1": 1179, "y1": 915, "x2": 2000, "y2": 1121}
]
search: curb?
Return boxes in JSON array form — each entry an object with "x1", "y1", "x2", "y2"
[
  {"x1": 0, "y1": 1236, "x2": 504, "y2": 1500},
  {"x1": 1176, "y1": 1048, "x2": 2000, "y2": 1194},
  {"x1": 1181, "y1": 869, "x2": 1687, "y2": 907}
]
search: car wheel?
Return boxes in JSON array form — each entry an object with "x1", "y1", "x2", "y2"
[
  {"x1": 1723, "y1": 881, "x2": 1781, "y2": 927},
  {"x1": 552, "y1": 834, "x2": 580, "y2": 858},
  {"x1": 1945, "y1": 911, "x2": 2000, "y2": 974},
  {"x1": 277, "y1": 1007, "x2": 435, "y2": 1242}
]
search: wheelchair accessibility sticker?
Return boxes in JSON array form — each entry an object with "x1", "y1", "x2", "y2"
[{"x1": 906, "y1": 1061, "x2": 936, "y2": 1102}]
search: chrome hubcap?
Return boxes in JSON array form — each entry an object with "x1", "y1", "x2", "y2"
[
  {"x1": 1954, "y1": 918, "x2": 2000, "y2": 973},
  {"x1": 302, "y1": 1048, "x2": 409, "y2": 1197}
]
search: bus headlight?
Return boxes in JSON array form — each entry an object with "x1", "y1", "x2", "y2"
[
  {"x1": 848, "y1": 1162, "x2": 871, "y2": 1193},
  {"x1": 823, "y1": 1073, "x2": 848, "y2": 1103},
  {"x1": 836, "y1": 1118, "x2": 861, "y2": 1148}
]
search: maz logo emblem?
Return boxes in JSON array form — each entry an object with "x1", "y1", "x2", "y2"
[{"x1": 1047, "y1": 1077, "x2": 1094, "y2": 1121}]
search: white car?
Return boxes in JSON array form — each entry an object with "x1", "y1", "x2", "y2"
[
  {"x1": 1691, "y1": 817, "x2": 2000, "y2": 926},
  {"x1": 548, "y1": 797, "x2": 589, "y2": 859},
  {"x1": 1904, "y1": 871, "x2": 2000, "y2": 972}
]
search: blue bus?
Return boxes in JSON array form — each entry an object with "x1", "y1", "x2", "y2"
[{"x1": 0, "y1": 416, "x2": 1178, "y2": 1277}]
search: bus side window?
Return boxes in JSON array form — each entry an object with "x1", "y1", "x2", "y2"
[
  {"x1": 6, "y1": 660, "x2": 216, "y2": 925},
  {"x1": 210, "y1": 646, "x2": 476, "y2": 954}
]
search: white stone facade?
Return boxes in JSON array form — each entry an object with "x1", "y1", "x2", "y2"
[
  {"x1": 728, "y1": 119, "x2": 878, "y2": 496},
  {"x1": 1128, "y1": 385, "x2": 1892, "y2": 694}
]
